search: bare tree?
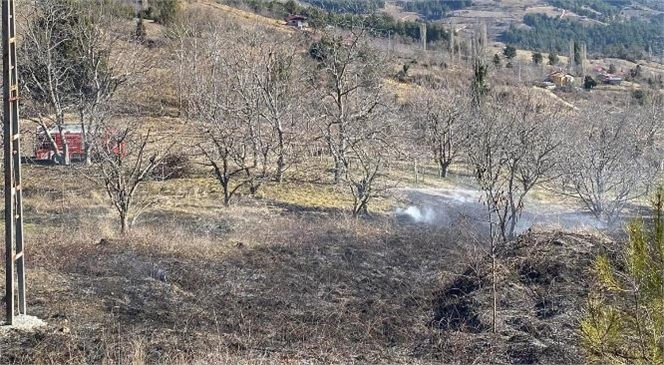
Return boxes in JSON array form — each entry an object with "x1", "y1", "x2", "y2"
[
  {"x1": 308, "y1": 27, "x2": 397, "y2": 214},
  {"x1": 185, "y1": 25, "x2": 267, "y2": 206},
  {"x1": 72, "y1": 4, "x2": 151, "y2": 165},
  {"x1": 251, "y1": 34, "x2": 310, "y2": 183},
  {"x1": 163, "y1": 7, "x2": 215, "y2": 115},
  {"x1": 19, "y1": 0, "x2": 144, "y2": 165},
  {"x1": 465, "y1": 91, "x2": 563, "y2": 334},
  {"x1": 342, "y1": 97, "x2": 397, "y2": 217},
  {"x1": 344, "y1": 140, "x2": 394, "y2": 217},
  {"x1": 83, "y1": 120, "x2": 170, "y2": 234},
  {"x1": 410, "y1": 86, "x2": 470, "y2": 178},
  {"x1": 468, "y1": 91, "x2": 564, "y2": 242},
  {"x1": 311, "y1": 28, "x2": 387, "y2": 184},
  {"x1": 557, "y1": 107, "x2": 657, "y2": 225},
  {"x1": 19, "y1": 0, "x2": 80, "y2": 164}
]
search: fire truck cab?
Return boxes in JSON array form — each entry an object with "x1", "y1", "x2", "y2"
[
  {"x1": 33, "y1": 125, "x2": 85, "y2": 162},
  {"x1": 33, "y1": 124, "x2": 125, "y2": 163}
]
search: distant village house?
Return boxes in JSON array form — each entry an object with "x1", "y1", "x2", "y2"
[
  {"x1": 592, "y1": 65, "x2": 623, "y2": 86},
  {"x1": 597, "y1": 73, "x2": 623, "y2": 86},
  {"x1": 546, "y1": 70, "x2": 575, "y2": 88},
  {"x1": 286, "y1": 15, "x2": 308, "y2": 29}
]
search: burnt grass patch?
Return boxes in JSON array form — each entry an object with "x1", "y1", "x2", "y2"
[
  {"x1": 0, "y1": 202, "x2": 611, "y2": 365},
  {"x1": 432, "y1": 268, "x2": 485, "y2": 333},
  {"x1": 429, "y1": 230, "x2": 609, "y2": 364},
  {"x1": 1, "y1": 217, "x2": 477, "y2": 364}
]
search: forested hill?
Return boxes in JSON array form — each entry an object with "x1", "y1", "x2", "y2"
[
  {"x1": 395, "y1": 0, "x2": 472, "y2": 21},
  {"x1": 234, "y1": 0, "x2": 664, "y2": 62},
  {"x1": 546, "y1": 0, "x2": 629, "y2": 21},
  {"x1": 500, "y1": 13, "x2": 664, "y2": 61},
  {"x1": 305, "y1": 0, "x2": 385, "y2": 14}
]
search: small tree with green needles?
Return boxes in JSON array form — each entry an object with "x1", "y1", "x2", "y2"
[{"x1": 581, "y1": 187, "x2": 664, "y2": 364}]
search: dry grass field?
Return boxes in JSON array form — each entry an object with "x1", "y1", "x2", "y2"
[
  {"x1": 0, "y1": 1, "x2": 654, "y2": 363},
  {"x1": 0, "y1": 161, "x2": 610, "y2": 364},
  {"x1": 0, "y1": 162, "x2": 473, "y2": 364}
]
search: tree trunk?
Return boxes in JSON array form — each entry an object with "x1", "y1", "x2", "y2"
[
  {"x1": 222, "y1": 181, "x2": 230, "y2": 207},
  {"x1": 353, "y1": 200, "x2": 368, "y2": 217},
  {"x1": 59, "y1": 129, "x2": 71, "y2": 165},
  {"x1": 439, "y1": 160, "x2": 452, "y2": 178},
  {"x1": 80, "y1": 112, "x2": 93, "y2": 165},
  {"x1": 334, "y1": 157, "x2": 344, "y2": 184},
  {"x1": 63, "y1": 142, "x2": 71, "y2": 165},
  {"x1": 84, "y1": 143, "x2": 93, "y2": 165},
  {"x1": 276, "y1": 155, "x2": 285, "y2": 184},
  {"x1": 333, "y1": 123, "x2": 347, "y2": 184},
  {"x1": 38, "y1": 120, "x2": 64, "y2": 163},
  {"x1": 276, "y1": 125, "x2": 285, "y2": 183},
  {"x1": 120, "y1": 211, "x2": 129, "y2": 234},
  {"x1": 507, "y1": 204, "x2": 519, "y2": 240},
  {"x1": 489, "y1": 207, "x2": 497, "y2": 334}
]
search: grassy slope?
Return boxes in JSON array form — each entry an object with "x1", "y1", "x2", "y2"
[
  {"x1": 188, "y1": 0, "x2": 295, "y2": 33},
  {"x1": 5, "y1": 161, "x2": 607, "y2": 364},
  {"x1": 0, "y1": 3, "x2": 615, "y2": 364},
  {"x1": 3, "y1": 162, "x2": 481, "y2": 363}
]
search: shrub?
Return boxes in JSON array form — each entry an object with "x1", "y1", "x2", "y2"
[
  {"x1": 151, "y1": 153, "x2": 194, "y2": 180},
  {"x1": 145, "y1": 0, "x2": 182, "y2": 25}
]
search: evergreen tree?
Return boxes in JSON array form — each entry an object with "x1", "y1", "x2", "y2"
[
  {"x1": 581, "y1": 188, "x2": 664, "y2": 365},
  {"x1": 548, "y1": 52, "x2": 559, "y2": 66},
  {"x1": 630, "y1": 65, "x2": 643, "y2": 79},
  {"x1": 149, "y1": 0, "x2": 182, "y2": 25},
  {"x1": 503, "y1": 44, "x2": 517, "y2": 61},
  {"x1": 608, "y1": 64, "x2": 617, "y2": 74},
  {"x1": 498, "y1": 13, "x2": 664, "y2": 61},
  {"x1": 532, "y1": 52, "x2": 543, "y2": 64},
  {"x1": 583, "y1": 75, "x2": 597, "y2": 90},
  {"x1": 492, "y1": 53, "x2": 501, "y2": 68},
  {"x1": 574, "y1": 41, "x2": 582, "y2": 66},
  {"x1": 471, "y1": 51, "x2": 489, "y2": 110},
  {"x1": 285, "y1": 0, "x2": 298, "y2": 14}
]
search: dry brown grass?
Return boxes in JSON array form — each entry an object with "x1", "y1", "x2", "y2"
[
  {"x1": 188, "y1": 0, "x2": 295, "y2": 33},
  {"x1": 5, "y1": 177, "x2": 604, "y2": 364},
  {"x1": 0, "y1": 154, "x2": 493, "y2": 365},
  {"x1": 1, "y1": 174, "x2": 481, "y2": 364}
]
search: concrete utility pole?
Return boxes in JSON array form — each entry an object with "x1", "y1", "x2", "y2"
[
  {"x1": 420, "y1": 23, "x2": 427, "y2": 51},
  {"x1": 3, "y1": 0, "x2": 26, "y2": 325},
  {"x1": 580, "y1": 42, "x2": 587, "y2": 81},
  {"x1": 568, "y1": 40, "x2": 574, "y2": 74},
  {"x1": 387, "y1": 30, "x2": 391, "y2": 56}
]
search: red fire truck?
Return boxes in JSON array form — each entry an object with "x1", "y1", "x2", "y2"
[{"x1": 33, "y1": 125, "x2": 124, "y2": 163}]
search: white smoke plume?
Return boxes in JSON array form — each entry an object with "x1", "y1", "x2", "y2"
[
  {"x1": 395, "y1": 187, "x2": 610, "y2": 234},
  {"x1": 395, "y1": 206, "x2": 438, "y2": 224}
]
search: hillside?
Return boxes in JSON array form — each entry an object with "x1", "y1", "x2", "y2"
[
  {"x1": 189, "y1": 0, "x2": 296, "y2": 32},
  {"x1": 0, "y1": 142, "x2": 615, "y2": 365},
  {"x1": 381, "y1": 0, "x2": 663, "y2": 60},
  {"x1": 2, "y1": 0, "x2": 663, "y2": 364},
  {"x1": 191, "y1": 0, "x2": 664, "y2": 62}
]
